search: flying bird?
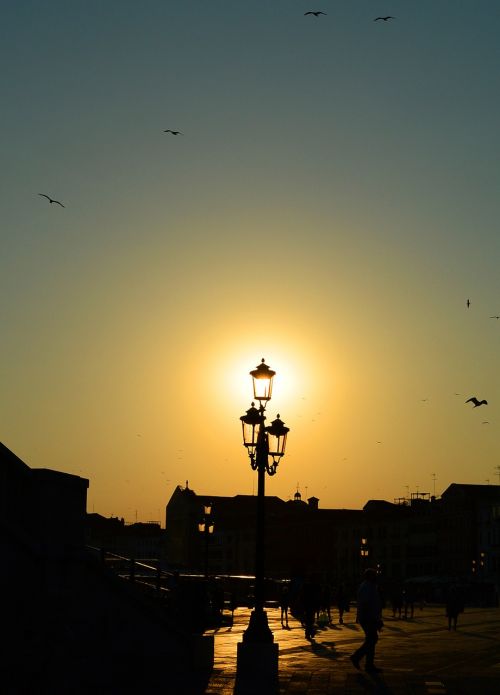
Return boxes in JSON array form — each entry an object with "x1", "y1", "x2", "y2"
[
  {"x1": 163, "y1": 129, "x2": 183, "y2": 135},
  {"x1": 38, "y1": 193, "x2": 65, "y2": 207},
  {"x1": 374, "y1": 16, "x2": 395, "y2": 21},
  {"x1": 304, "y1": 11, "x2": 327, "y2": 16},
  {"x1": 466, "y1": 299, "x2": 470, "y2": 308},
  {"x1": 466, "y1": 397, "x2": 488, "y2": 408},
  {"x1": 490, "y1": 316, "x2": 500, "y2": 319}
]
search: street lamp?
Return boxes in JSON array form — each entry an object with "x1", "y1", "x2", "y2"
[
  {"x1": 198, "y1": 501, "x2": 214, "y2": 579},
  {"x1": 360, "y1": 537, "x2": 369, "y2": 570},
  {"x1": 237, "y1": 359, "x2": 289, "y2": 676}
]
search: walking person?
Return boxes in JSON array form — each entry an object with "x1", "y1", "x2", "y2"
[
  {"x1": 336, "y1": 582, "x2": 348, "y2": 625},
  {"x1": 279, "y1": 582, "x2": 290, "y2": 629},
  {"x1": 301, "y1": 575, "x2": 321, "y2": 640},
  {"x1": 403, "y1": 584, "x2": 415, "y2": 620},
  {"x1": 229, "y1": 591, "x2": 238, "y2": 624},
  {"x1": 445, "y1": 584, "x2": 463, "y2": 631},
  {"x1": 350, "y1": 568, "x2": 384, "y2": 673},
  {"x1": 323, "y1": 582, "x2": 333, "y2": 625},
  {"x1": 391, "y1": 582, "x2": 403, "y2": 619}
]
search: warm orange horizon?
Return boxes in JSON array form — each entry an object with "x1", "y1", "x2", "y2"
[{"x1": 2, "y1": 3, "x2": 500, "y2": 523}]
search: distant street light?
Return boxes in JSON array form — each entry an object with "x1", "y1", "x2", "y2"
[
  {"x1": 237, "y1": 359, "x2": 289, "y2": 677},
  {"x1": 198, "y1": 501, "x2": 214, "y2": 579},
  {"x1": 360, "y1": 537, "x2": 370, "y2": 570}
]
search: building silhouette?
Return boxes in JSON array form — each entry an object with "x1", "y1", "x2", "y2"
[
  {"x1": 1, "y1": 442, "x2": 213, "y2": 693},
  {"x1": 165, "y1": 482, "x2": 500, "y2": 600},
  {"x1": 86, "y1": 513, "x2": 167, "y2": 562}
]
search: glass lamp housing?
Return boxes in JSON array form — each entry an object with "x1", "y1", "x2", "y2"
[
  {"x1": 250, "y1": 359, "x2": 275, "y2": 403},
  {"x1": 240, "y1": 403, "x2": 264, "y2": 457},
  {"x1": 266, "y1": 415, "x2": 289, "y2": 463}
]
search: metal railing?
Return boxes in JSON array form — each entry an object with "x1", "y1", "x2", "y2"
[{"x1": 86, "y1": 545, "x2": 176, "y2": 594}]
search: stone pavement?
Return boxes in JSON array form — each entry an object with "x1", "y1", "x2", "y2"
[{"x1": 203, "y1": 604, "x2": 500, "y2": 694}]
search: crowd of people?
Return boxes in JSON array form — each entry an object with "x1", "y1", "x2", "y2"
[
  {"x1": 168, "y1": 567, "x2": 469, "y2": 671},
  {"x1": 273, "y1": 571, "x2": 468, "y2": 674}
]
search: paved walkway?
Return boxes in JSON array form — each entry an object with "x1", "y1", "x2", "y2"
[{"x1": 204, "y1": 604, "x2": 500, "y2": 694}]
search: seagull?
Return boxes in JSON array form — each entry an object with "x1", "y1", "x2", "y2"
[
  {"x1": 38, "y1": 193, "x2": 65, "y2": 207},
  {"x1": 164, "y1": 129, "x2": 183, "y2": 135},
  {"x1": 374, "y1": 16, "x2": 395, "y2": 21},
  {"x1": 304, "y1": 11, "x2": 327, "y2": 16},
  {"x1": 466, "y1": 397, "x2": 488, "y2": 408},
  {"x1": 466, "y1": 299, "x2": 470, "y2": 308}
]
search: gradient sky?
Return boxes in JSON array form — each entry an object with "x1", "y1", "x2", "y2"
[{"x1": 2, "y1": 1, "x2": 500, "y2": 523}]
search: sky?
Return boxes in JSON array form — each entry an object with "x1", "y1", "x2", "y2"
[{"x1": 2, "y1": 1, "x2": 500, "y2": 524}]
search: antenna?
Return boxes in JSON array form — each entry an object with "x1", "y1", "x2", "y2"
[{"x1": 431, "y1": 473, "x2": 436, "y2": 497}]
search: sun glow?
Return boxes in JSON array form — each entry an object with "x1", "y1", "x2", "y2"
[
  {"x1": 249, "y1": 357, "x2": 295, "y2": 411},
  {"x1": 202, "y1": 346, "x2": 302, "y2": 422}
]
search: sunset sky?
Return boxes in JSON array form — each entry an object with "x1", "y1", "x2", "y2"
[{"x1": 2, "y1": 1, "x2": 500, "y2": 524}]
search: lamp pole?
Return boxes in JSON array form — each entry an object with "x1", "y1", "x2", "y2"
[
  {"x1": 360, "y1": 537, "x2": 369, "y2": 572},
  {"x1": 239, "y1": 359, "x2": 289, "y2": 645},
  {"x1": 198, "y1": 502, "x2": 214, "y2": 579}
]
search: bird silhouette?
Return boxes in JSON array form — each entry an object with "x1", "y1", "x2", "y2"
[
  {"x1": 466, "y1": 397, "x2": 488, "y2": 408},
  {"x1": 374, "y1": 16, "x2": 395, "y2": 21},
  {"x1": 304, "y1": 11, "x2": 327, "y2": 16},
  {"x1": 490, "y1": 316, "x2": 500, "y2": 319},
  {"x1": 164, "y1": 129, "x2": 183, "y2": 135},
  {"x1": 466, "y1": 299, "x2": 470, "y2": 308},
  {"x1": 38, "y1": 193, "x2": 64, "y2": 207}
]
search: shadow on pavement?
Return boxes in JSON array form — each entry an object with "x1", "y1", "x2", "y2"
[
  {"x1": 233, "y1": 673, "x2": 279, "y2": 695},
  {"x1": 310, "y1": 640, "x2": 339, "y2": 661},
  {"x1": 356, "y1": 672, "x2": 396, "y2": 693}
]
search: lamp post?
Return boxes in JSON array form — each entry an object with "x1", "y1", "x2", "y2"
[
  {"x1": 360, "y1": 537, "x2": 369, "y2": 571},
  {"x1": 237, "y1": 359, "x2": 289, "y2": 676},
  {"x1": 198, "y1": 502, "x2": 214, "y2": 579}
]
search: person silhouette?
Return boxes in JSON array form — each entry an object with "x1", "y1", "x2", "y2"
[
  {"x1": 336, "y1": 582, "x2": 349, "y2": 625},
  {"x1": 279, "y1": 583, "x2": 290, "y2": 628},
  {"x1": 229, "y1": 591, "x2": 238, "y2": 623},
  {"x1": 391, "y1": 583, "x2": 403, "y2": 619},
  {"x1": 350, "y1": 568, "x2": 384, "y2": 673},
  {"x1": 446, "y1": 584, "x2": 463, "y2": 630},
  {"x1": 403, "y1": 584, "x2": 415, "y2": 619},
  {"x1": 301, "y1": 576, "x2": 321, "y2": 640}
]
